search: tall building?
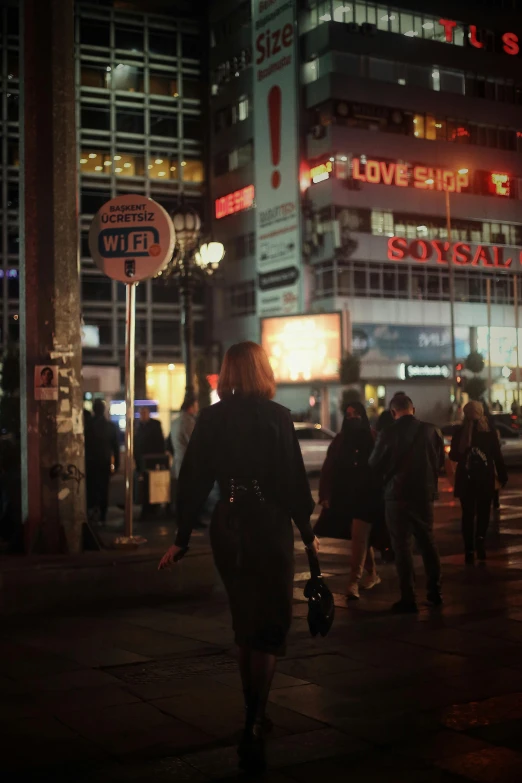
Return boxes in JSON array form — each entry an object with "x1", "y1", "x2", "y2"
[
  {"x1": 0, "y1": 0, "x2": 209, "y2": 404},
  {"x1": 210, "y1": 0, "x2": 522, "y2": 423}
]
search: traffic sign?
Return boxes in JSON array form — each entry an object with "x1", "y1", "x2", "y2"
[{"x1": 88, "y1": 194, "x2": 175, "y2": 282}]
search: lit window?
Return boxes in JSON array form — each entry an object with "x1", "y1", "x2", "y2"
[
  {"x1": 148, "y1": 155, "x2": 178, "y2": 180},
  {"x1": 80, "y1": 150, "x2": 112, "y2": 174},
  {"x1": 238, "y1": 97, "x2": 249, "y2": 121},
  {"x1": 182, "y1": 159, "x2": 204, "y2": 183}
]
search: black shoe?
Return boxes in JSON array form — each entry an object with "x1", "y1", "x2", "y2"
[
  {"x1": 476, "y1": 538, "x2": 487, "y2": 561},
  {"x1": 238, "y1": 726, "x2": 266, "y2": 773},
  {"x1": 426, "y1": 591, "x2": 443, "y2": 607},
  {"x1": 391, "y1": 599, "x2": 418, "y2": 614},
  {"x1": 465, "y1": 550, "x2": 475, "y2": 566}
]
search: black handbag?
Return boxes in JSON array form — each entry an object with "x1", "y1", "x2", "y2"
[{"x1": 304, "y1": 549, "x2": 335, "y2": 638}]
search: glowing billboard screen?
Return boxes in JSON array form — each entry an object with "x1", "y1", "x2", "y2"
[{"x1": 261, "y1": 313, "x2": 342, "y2": 383}]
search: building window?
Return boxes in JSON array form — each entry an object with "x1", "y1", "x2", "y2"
[
  {"x1": 149, "y1": 73, "x2": 179, "y2": 97},
  {"x1": 81, "y1": 65, "x2": 110, "y2": 89},
  {"x1": 182, "y1": 159, "x2": 204, "y2": 183},
  {"x1": 115, "y1": 25, "x2": 144, "y2": 53},
  {"x1": 81, "y1": 105, "x2": 111, "y2": 131},
  {"x1": 150, "y1": 109, "x2": 177, "y2": 137},
  {"x1": 149, "y1": 30, "x2": 177, "y2": 58},
  {"x1": 148, "y1": 155, "x2": 178, "y2": 180},
  {"x1": 226, "y1": 281, "x2": 256, "y2": 317},
  {"x1": 80, "y1": 19, "x2": 110, "y2": 48},
  {"x1": 117, "y1": 109, "x2": 145, "y2": 135},
  {"x1": 111, "y1": 64, "x2": 144, "y2": 93}
]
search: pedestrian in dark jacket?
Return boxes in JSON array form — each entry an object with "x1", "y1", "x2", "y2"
[
  {"x1": 369, "y1": 394, "x2": 444, "y2": 613},
  {"x1": 159, "y1": 341, "x2": 317, "y2": 774},
  {"x1": 85, "y1": 399, "x2": 120, "y2": 523},
  {"x1": 317, "y1": 401, "x2": 383, "y2": 600},
  {"x1": 449, "y1": 401, "x2": 507, "y2": 564},
  {"x1": 135, "y1": 407, "x2": 165, "y2": 519}
]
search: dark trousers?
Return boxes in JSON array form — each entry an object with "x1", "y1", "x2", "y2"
[
  {"x1": 386, "y1": 499, "x2": 441, "y2": 603},
  {"x1": 86, "y1": 462, "x2": 111, "y2": 522},
  {"x1": 460, "y1": 485, "x2": 493, "y2": 552}
]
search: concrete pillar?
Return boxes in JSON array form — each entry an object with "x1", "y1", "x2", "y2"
[{"x1": 20, "y1": 0, "x2": 86, "y2": 553}]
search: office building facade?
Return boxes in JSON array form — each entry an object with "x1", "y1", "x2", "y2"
[
  {"x1": 0, "y1": 0, "x2": 208, "y2": 400},
  {"x1": 209, "y1": 0, "x2": 522, "y2": 422}
]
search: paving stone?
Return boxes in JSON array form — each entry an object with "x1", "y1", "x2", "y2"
[
  {"x1": 438, "y1": 691, "x2": 522, "y2": 731},
  {"x1": 211, "y1": 670, "x2": 309, "y2": 691},
  {"x1": 469, "y1": 718, "x2": 522, "y2": 752},
  {"x1": 436, "y1": 746, "x2": 522, "y2": 783},
  {"x1": 278, "y1": 653, "x2": 365, "y2": 679},
  {"x1": 151, "y1": 681, "x2": 245, "y2": 738},
  {"x1": 267, "y1": 727, "x2": 368, "y2": 767},
  {"x1": 108, "y1": 651, "x2": 237, "y2": 685},
  {"x1": 393, "y1": 730, "x2": 491, "y2": 761},
  {"x1": 57, "y1": 701, "x2": 177, "y2": 744}
]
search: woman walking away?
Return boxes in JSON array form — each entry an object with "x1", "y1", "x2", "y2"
[
  {"x1": 449, "y1": 401, "x2": 507, "y2": 564},
  {"x1": 318, "y1": 401, "x2": 383, "y2": 600},
  {"x1": 158, "y1": 342, "x2": 318, "y2": 773}
]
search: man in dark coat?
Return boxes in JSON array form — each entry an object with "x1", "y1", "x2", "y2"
[
  {"x1": 85, "y1": 399, "x2": 120, "y2": 523},
  {"x1": 135, "y1": 406, "x2": 165, "y2": 518},
  {"x1": 369, "y1": 394, "x2": 444, "y2": 613}
]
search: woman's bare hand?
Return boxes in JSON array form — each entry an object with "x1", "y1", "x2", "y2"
[{"x1": 158, "y1": 544, "x2": 183, "y2": 570}]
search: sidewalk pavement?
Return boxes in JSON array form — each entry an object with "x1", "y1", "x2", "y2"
[{"x1": 2, "y1": 480, "x2": 522, "y2": 781}]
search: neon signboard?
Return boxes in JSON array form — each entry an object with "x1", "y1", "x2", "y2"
[
  {"x1": 388, "y1": 237, "x2": 519, "y2": 268},
  {"x1": 352, "y1": 158, "x2": 469, "y2": 192},
  {"x1": 310, "y1": 160, "x2": 332, "y2": 183},
  {"x1": 438, "y1": 18, "x2": 519, "y2": 56},
  {"x1": 490, "y1": 172, "x2": 510, "y2": 197},
  {"x1": 215, "y1": 185, "x2": 255, "y2": 219}
]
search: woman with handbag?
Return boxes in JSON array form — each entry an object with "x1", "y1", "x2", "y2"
[
  {"x1": 316, "y1": 401, "x2": 384, "y2": 600},
  {"x1": 449, "y1": 401, "x2": 507, "y2": 564},
  {"x1": 158, "y1": 342, "x2": 318, "y2": 773}
]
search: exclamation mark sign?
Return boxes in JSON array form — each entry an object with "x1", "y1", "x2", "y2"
[{"x1": 268, "y1": 85, "x2": 282, "y2": 189}]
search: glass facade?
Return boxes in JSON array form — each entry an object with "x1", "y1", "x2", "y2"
[{"x1": 0, "y1": 1, "x2": 207, "y2": 362}]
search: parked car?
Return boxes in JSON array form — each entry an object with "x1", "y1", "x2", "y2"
[
  {"x1": 294, "y1": 423, "x2": 335, "y2": 473},
  {"x1": 441, "y1": 421, "x2": 522, "y2": 466}
]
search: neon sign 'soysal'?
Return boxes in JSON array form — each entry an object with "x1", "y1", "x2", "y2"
[
  {"x1": 388, "y1": 237, "x2": 519, "y2": 268},
  {"x1": 215, "y1": 185, "x2": 255, "y2": 219},
  {"x1": 352, "y1": 159, "x2": 469, "y2": 192}
]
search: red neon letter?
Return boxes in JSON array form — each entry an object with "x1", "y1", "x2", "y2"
[
  {"x1": 352, "y1": 158, "x2": 366, "y2": 182},
  {"x1": 413, "y1": 166, "x2": 429, "y2": 189},
  {"x1": 396, "y1": 164, "x2": 409, "y2": 187},
  {"x1": 453, "y1": 243, "x2": 472, "y2": 265},
  {"x1": 409, "y1": 240, "x2": 431, "y2": 262},
  {"x1": 493, "y1": 247, "x2": 511, "y2": 268},
  {"x1": 380, "y1": 161, "x2": 396, "y2": 185},
  {"x1": 366, "y1": 160, "x2": 381, "y2": 184},
  {"x1": 388, "y1": 237, "x2": 408, "y2": 260},
  {"x1": 472, "y1": 245, "x2": 493, "y2": 266},
  {"x1": 433, "y1": 241, "x2": 450, "y2": 264},
  {"x1": 439, "y1": 19, "x2": 457, "y2": 42},
  {"x1": 469, "y1": 25, "x2": 484, "y2": 49},
  {"x1": 502, "y1": 32, "x2": 519, "y2": 56},
  {"x1": 456, "y1": 172, "x2": 469, "y2": 192}
]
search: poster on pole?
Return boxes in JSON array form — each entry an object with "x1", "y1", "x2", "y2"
[
  {"x1": 34, "y1": 365, "x2": 59, "y2": 401},
  {"x1": 88, "y1": 194, "x2": 175, "y2": 283},
  {"x1": 252, "y1": 0, "x2": 302, "y2": 317}
]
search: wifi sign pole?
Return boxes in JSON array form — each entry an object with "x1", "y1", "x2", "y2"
[
  {"x1": 89, "y1": 195, "x2": 175, "y2": 541},
  {"x1": 252, "y1": 0, "x2": 302, "y2": 317}
]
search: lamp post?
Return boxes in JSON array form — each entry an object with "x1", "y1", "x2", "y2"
[
  {"x1": 160, "y1": 205, "x2": 225, "y2": 396},
  {"x1": 426, "y1": 169, "x2": 468, "y2": 406}
]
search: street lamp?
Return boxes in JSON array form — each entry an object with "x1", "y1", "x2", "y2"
[
  {"x1": 159, "y1": 205, "x2": 225, "y2": 396},
  {"x1": 425, "y1": 169, "x2": 468, "y2": 406}
]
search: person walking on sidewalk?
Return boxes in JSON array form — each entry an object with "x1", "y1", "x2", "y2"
[
  {"x1": 85, "y1": 399, "x2": 120, "y2": 524},
  {"x1": 158, "y1": 341, "x2": 318, "y2": 773},
  {"x1": 369, "y1": 394, "x2": 444, "y2": 613},
  {"x1": 449, "y1": 401, "x2": 507, "y2": 564},
  {"x1": 316, "y1": 401, "x2": 383, "y2": 600},
  {"x1": 170, "y1": 393, "x2": 199, "y2": 480}
]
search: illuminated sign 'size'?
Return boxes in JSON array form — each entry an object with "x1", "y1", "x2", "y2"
[
  {"x1": 388, "y1": 237, "x2": 519, "y2": 268},
  {"x1": 352, "y1": 159, "x2": 469, "y2": 192},
  {"x1": 215, "y1": 185, "x2": 255, "y2": 219}
]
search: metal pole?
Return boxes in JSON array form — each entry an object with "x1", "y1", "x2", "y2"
[
  {"x1": 181, "y1": 264, "x2": 195, "y2": 396},
  {"x1": 487, "y1": 277, "x2": 492, "y2": 405},
  {"x1": 515, "y1": 275, "x2": 520, "y2": 408},
  {"x1": 124, "y1": 282, "x2": 137, "y2": 539},
  {"x1": 445, "y1": 188, "x2": 458, "y2": 404}
]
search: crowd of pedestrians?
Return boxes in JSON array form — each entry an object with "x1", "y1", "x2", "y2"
[{"x1": 157, "y1": 340, "x2": 511, "y2": 773}]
